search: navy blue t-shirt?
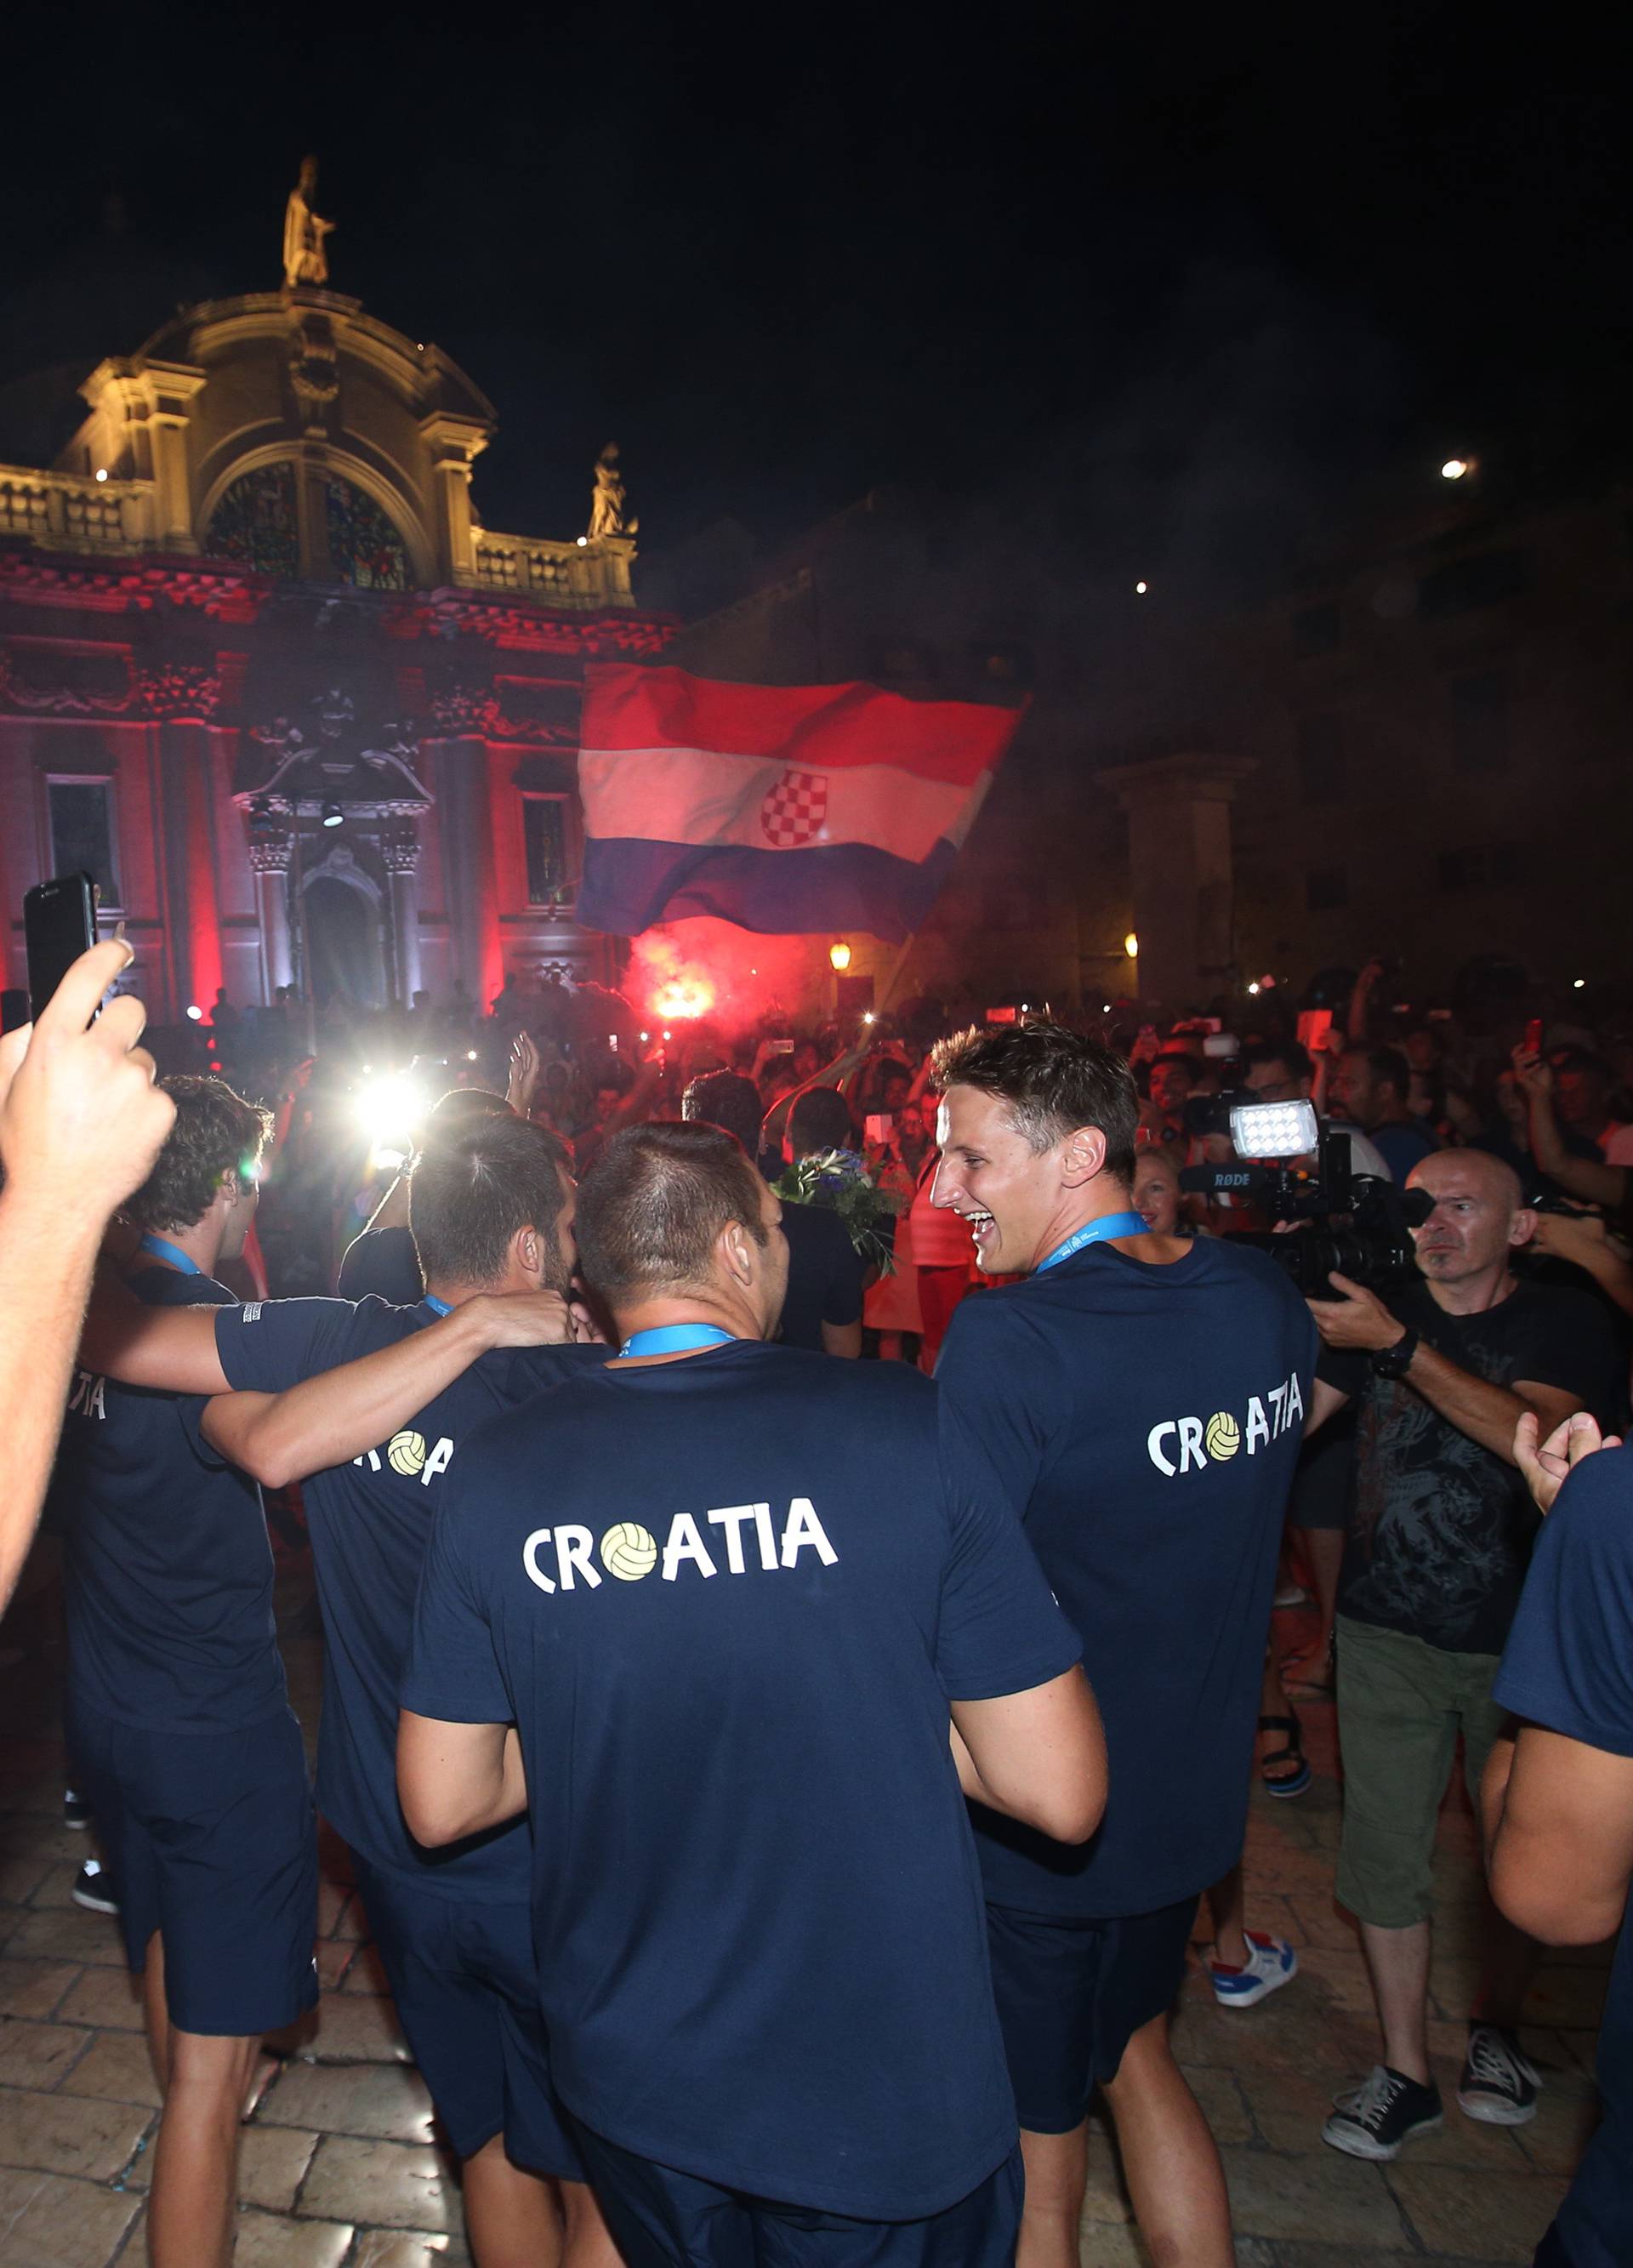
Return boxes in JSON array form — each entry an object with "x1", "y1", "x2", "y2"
[
  {"x1": 936, "y1": 1236, "x2": 1317, "y2": 1918},
  {"x1": 56, "y1": 1268, "x2": 287, "y2": 1735},
  {"x1": 401, "y1": 1342, "x2": 1081, "y2": 2219},
  {"x1": 216, "y1": 1295, "x2": 600, "y2": 1899},
  {"x1": 337, "y1": 1226, "x2": 424, "y2": 1307},
  {"x1": 1494, "y1": 1448, "x2": 1633, "y2": 2268}
]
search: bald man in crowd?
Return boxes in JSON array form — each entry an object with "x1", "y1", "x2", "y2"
[{"x1": 1302, "y1": 1148, "x2": 1624, "y2": 2162}]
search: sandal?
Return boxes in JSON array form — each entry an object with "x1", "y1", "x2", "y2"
[{"x1": 1257, "y1": 1711, "x2": 1312, "y2": 1799}]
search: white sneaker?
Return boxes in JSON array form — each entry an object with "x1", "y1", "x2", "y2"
[{"x1": 1210, "y1": 1931, "x2": 1298, "y2": 2008}]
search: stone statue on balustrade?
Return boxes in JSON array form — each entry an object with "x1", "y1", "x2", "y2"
[
  {"x1": 282, "y1": 156, "x2": 336, "y2": 289},
  {"x1": 588, "y1": 444, "x2": 636, "y2": 539}
]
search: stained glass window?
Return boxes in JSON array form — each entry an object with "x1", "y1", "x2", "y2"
[
  {"x1": 204, "y1": 463, "x2": 299, "y2": 578},
  {"x1": 325, "y1": 476, "x2": 408, "y2": 590},
  {"x1": 522, "y1": 795, "x2": 568, "y2": 906}
]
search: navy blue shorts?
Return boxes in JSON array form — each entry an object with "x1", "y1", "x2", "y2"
[
  {"x1": 985, "y1": 1895, "x2": 1198, "y2": 2132},
  {"x1": 571, "y1": 2125, "x2": 1023, "y2": 2268},
  {"x1": 66, "y1": 1701, "x2": 318, "y2": 2037},
  {"x1": 352, "y1": 1855, "x2": 582, "y2": 2178}
]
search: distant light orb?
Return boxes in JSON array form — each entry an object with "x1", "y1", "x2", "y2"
[
  {"x1": 1441, "y1": 458, "x2": 1471, "y2": 481},
  {"x1": 828, "y1": 940, "x2": 852, "y2": 972},
  {"x1": 862, "y1": 1011, "x2": 876, "y2": 1024},
  {"x1": 1123, "y1": 932, "x2": 1139, "y2": 960},
  {"x1": 1247, "y1": 982, "x2": 1261, "y2": 996},
  {"x1": 576, "y1": 535, "x2": 589, "y2": 547},
  {"x1": 1101, "y1": 1001, "x2": 1112, "y2": 1012},
  {"x1": 1573, "y1": 977, "x2": 1586, "y2": 989},
  {"x1": 467, "y1": 1049, "x2": 479, "y2": 1060},
  {"x1": 94, "y1": 467, "x2": 109, "y2": 483},
  {"x1": 1135, "y1": 579, "x2": 1147, "y2": 595},
  {"x1": 185, "y1": 1003, "x2": 203, "y2": 1021}
]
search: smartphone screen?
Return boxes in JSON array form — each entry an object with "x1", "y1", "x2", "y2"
[
  {"x1": 1523, "y1": 1017, "x2": 1544, "y2": 1055},
  {"x1": 24, "y1": 873, "x2": 98, "y2": 1022},
  {"x1": 863, "y1": 1113, "x2": 894, "y2": 1145}
]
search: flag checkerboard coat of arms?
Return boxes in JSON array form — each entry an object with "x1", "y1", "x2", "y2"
[{"x1": 760, "y1": 767, "x2": 828, "y2": 846}]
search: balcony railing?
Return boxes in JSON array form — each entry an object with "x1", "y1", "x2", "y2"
[
  {"x1": 0, "y1": 467, "x2": 151, "y2": 551},
  {"x1": 461, "y1": 531, "x2": 635, "y2": 610}
]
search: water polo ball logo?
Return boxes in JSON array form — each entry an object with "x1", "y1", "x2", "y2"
[
  {"x1": 1204, "y1": 1412, "x2": 1240, "y2": 1461},
  {"x1": 760, "y1": 768, "x2": 828, "y2": 847},
  {"x1": 600, "y1": 1522, "x2": 659, "y2": 1580},
  {"x1": 388, "y1": 1429, "x2": 427, "y2": 1476}
]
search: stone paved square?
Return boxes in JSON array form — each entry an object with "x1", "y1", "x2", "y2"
[{"x1": 0, "y1": 1571, "x2": 1608, "y2": 2265}]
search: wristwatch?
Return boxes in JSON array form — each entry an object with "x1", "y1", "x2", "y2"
[{"x1": 1370, "y1": 1326, "x2": 1420, "y2": 1381}]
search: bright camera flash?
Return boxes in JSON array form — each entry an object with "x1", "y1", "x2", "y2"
[{"x1": 1229, "y1": 1099, "x2": 1318, "y2": 1159}]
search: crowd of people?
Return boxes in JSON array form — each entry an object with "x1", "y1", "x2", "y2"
[{"x1": 0, "y1": 937, "x2": 1629, "y2": 2268}]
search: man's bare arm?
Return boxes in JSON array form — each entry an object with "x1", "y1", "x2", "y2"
[
  {"x1": 79, "y1": 1263, "x2": 230, "y2": 1393},
  {"x1": 200, "y1": 1292, "x2": 580, "y2": 1487},
  {"x1": 397, "y1": 1712, "x2": 526, "y2": 1846},
  {"x1": 950, "y1": 1666, "x2": 1107, "y2": 1844},
  {"x1": 1482, "y1": 1724, "x2": 1633, "y2": 1945}
]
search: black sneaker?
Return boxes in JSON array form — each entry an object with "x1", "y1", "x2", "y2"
[
  {"x1": 1459, "y1": 2024, "x2": 1539, "y2": 2125},
  {"x1": 71, "y1": 1858, "x2": 119, "y2": 1916},
  {"x1": 1323, "y1": 2065, "x2": 1443, "y2": 2160},
  {"x1": 64, "y1": 1787, "x2": 90, "y2": 1832}
]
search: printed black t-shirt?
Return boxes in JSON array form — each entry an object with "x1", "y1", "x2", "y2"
[
  {"x1": 216, "y1": 1295, "x2": 600, "y2": 1897},
  {"x1": 401, "y1": 1342, "x2": 1080, "y2": 2220},
  {"x1": 1318, "y1": 1279, "x2": 1623, "y2": 1655},
  {"x1": 935, "y1": 1235, "x2": 1317, "y2": 1918},
  {"x1": 56, "y1": 1268, "x2": 287, "y2": 1735},
  {"x1": 1494, "y1": 1447, "x2": 1633, "y2": 2268}
]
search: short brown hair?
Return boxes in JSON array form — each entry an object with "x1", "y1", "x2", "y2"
[
  {"x1": 409, "y1": 1116, "x2": 573, "y2": 1289},
  {"x1": 126, "y1": 1076, "x2": 272, "y2": 1234},
  {"x1": 930, "y1": 1019, "x2": 1139, "y2": 1182},
  {"x1": 577, "y1": 1122, "x2": 766, "y2": 1305}
]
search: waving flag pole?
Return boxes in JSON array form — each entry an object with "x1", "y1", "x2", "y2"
[{"x1": 577, "y1": 664, "x2": 1024, "y2": 943}]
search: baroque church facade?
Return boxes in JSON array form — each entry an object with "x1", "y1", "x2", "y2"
[{"x1": 0, "y1": 262, "x2": 674, "y2": 1024}]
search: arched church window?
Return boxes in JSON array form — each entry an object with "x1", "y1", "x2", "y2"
[
  {"x1": 204, "y1": 463, "x2": 299, "y2": 577},
  {"x1": 324, "y1": 475, "x2": 408, "y2": 590}
]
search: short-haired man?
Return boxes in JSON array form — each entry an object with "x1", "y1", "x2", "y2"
[
  {"x1": 929, "y1": 1021, "x2": 1316, "y2": 2268},
  {"x1": 338, "y1": 1084, "x2": 515, "y2": 1304},
  {"x1": 683, "y1": 1069, "x2": 863, "y2": 1355},
  {"x1": 1332, "y1": 1046, "x2": 1438, "y2": 1184},
  {"x1": 82, "y1": 1116, "x2": 617, "y2": 2268},
  {"x1": 1305, "y1": 1148, "x2": 1624, "y2": 2159},
  {"x1": 53, "y1": 1077, "x2": 314, "y2": 2268},
  {"x1": 398, "y1": 1121, "x2": 1107, "y2": 2268}
]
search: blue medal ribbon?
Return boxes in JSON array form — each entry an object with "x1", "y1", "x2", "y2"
[
  {"x1": 1034, "y1": 1211, "x2": 1148, "y2": 1274},
  {"x1": 618, "y1": 1324, "x2": 737, "y2": 1359},
  {"x1": 138, "y1": 1233, "x2": 203, "y2": 1277},
  {"x1": 423, "y1": 1294, "x2": 452, "y2": 1317}
]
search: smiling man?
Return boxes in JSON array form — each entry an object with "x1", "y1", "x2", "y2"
[
  {"x1": 1303, "y1": 1147, "x2": 1623, "y2": 2163},
  {"x1": 927, "y1": 1020, "x2": 1315, "y2": 2268}
]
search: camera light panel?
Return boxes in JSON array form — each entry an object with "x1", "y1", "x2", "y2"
[{"x1": 1229, "y1": 1099, "x2": 1318, "y2": 1159}]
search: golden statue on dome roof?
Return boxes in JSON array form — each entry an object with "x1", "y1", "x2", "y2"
[{"x1": 282, "y1": 155, "x2": 336, "y2": 290}]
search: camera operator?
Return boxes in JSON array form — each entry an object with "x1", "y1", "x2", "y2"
[
  {"x1": 1303, "y1": 1148, "x2": 1624, "y2": 2162},
  {"x1": 930, "y1": 1021, "x2": 1315, "y2": 2268},
  {"x1": 1484, "y1": 1412, "x2": 1633, "y2": 2268},
  {"x1": 1330, "y1": 1045, "x2": 1439, "y2": 1184}
]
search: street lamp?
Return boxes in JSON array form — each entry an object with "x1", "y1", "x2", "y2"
[{"x1": 828, "y1": 940, "x2": 852, "y2": 972}]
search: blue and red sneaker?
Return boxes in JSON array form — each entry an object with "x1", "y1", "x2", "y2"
[{"x1": 1210, "y1": 1931, "x2": 1298, "y2": 2009}]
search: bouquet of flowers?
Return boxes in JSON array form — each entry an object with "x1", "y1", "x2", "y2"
[{"x1": 772, "y1": 1148, "x2": 895, "y2": 1276}]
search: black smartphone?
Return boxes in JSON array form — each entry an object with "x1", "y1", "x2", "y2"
[{"x1": 24, "y1": 872, "x2": 98, "y2": 1022}]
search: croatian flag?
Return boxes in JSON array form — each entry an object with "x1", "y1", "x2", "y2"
[{"x1": 576, "y1": 664, "x2": 1021, "y2": 942}]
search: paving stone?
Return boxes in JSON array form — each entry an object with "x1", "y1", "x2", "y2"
[
  {"x1": 239, "y1": 2123, "x2": 321, "y2": 2211},
  {"x1": 1290, "y1": 1942, "x2": 1387, "y2": 2016},
  {"x1": 314, "y1": 1940, "x2": 359, "y2": 1991},
  {"x1": 353, "y1": 2233, "x2": 471, "y2": 2267},
  {"x1": 1287, "y1": 1895, "x2": 1367, "y2": 1952},
  {"x1": 1218, "y1": 2145, "x2": 1412, "y2": 2248},
  {"x1": 58, "y1": 2032, "x2": 162, "y2": 2109},
  {"x1": 1267, "y1": 2250, "x2": 1511, "y2": 2268},
  {"x1": 0, "y1": 2020, "x2": 92, "y2": 2088},
  {"x1": 0, "y1": 2083, "x2": 151, "y2": 2180},
  {"x1": 0, "y1": 1853, "x2": 54, "y2": 1905},
  {"x1": 304, "y1": 1988, "x2": 412, "y2": 2063},
  {"x1": 1516, "y1": 2082, "x2": 1605, "y2": 2177},
  {"x1": 341, "y1": 1941, "x2": 395, "y2": 1996},
  {"x1": 1385, "y1": 2164, "x2": 1568, "y2": 2262},
  {"x1": 1175, "y1": 2062, "x2": 1255, "y2": 2145},
  {"x1": 0, "y1": 1906, "x2": 125, "y2": 1964},
  {"x1": 298, "y1": 2134, "x2": 458, "y2": 2231},
  {"x1": 26, "y1": 1861, "x2": 88, "y2": 1911},
  {"x1": 1075, "y1": 2223, "x2": 1147, "y2": 2266},
  {"x1": 0, "y1": 1959, "x2": 75, "y2": 2020},
  {"x1": 259, "y1": 2059, "x2": 438, "y2": 2143},
  {"x1": 232, "y1": 2208, "x2": 356, "y2": 2267},
  {"x1": 0, "y1": 2163, "x2": 142, "y2": 2267},
  {"x1": 55, "y1": 1966, "x2": 144, "y2": 2030}
]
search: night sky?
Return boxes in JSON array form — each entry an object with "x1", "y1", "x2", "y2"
[{"x1": 3, "y1": 14, "x2": 1625, "y2": 587}]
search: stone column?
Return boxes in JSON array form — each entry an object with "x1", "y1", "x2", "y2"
[
  {"x1": 140, "y1": 364, "x2": 207, "y2": 553},
  {"x1": 1098, "y1": 753, "x2": 1258, "y2": 1011},
  {"x1": 248, "y1": 829, "x2": 293, "y2": 1000},
  {"x1": 383, "y1": 823, "x2": 423, "y2": 1006},
  {"x1": 419, "y1": 414, "x2": 491, "y2": 581}
]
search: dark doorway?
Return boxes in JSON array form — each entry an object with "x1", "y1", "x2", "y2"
[{"x1": 304, "y1": 873, "x2": 385, "y2": 1007}]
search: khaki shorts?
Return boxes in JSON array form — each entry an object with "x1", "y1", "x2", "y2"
[{"x1": 1334, "y1": 1616, "x2": 1507, "y2": 1929}]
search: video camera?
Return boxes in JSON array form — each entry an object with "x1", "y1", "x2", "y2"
[{"x1": 1177, "y1": 1097, "x2": 1432, "y2": 1298}]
